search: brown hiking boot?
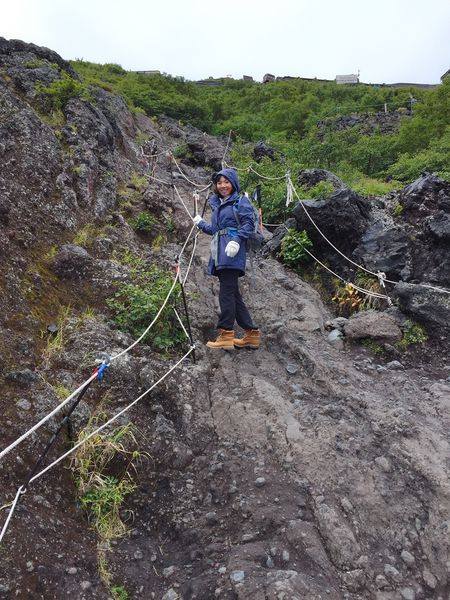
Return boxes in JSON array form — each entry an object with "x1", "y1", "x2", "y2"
[
  {"x1": 206, "y1": 329, "x2": 235, "y2": 350},
  {"x1": 234, "y1": 329, "x2": 261, "y2": 349}
]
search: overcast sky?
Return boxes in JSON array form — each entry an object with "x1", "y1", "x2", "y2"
[{"x1": 3, "y1": 0, "x2": 450, "y2": 83}]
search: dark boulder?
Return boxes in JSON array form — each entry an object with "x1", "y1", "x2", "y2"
[
  {"x1": 253, "y1": 140, "x2": 276, "y2": 162},
  {"x1": 292, "y1": 188, "x2": 371, "y2": 257},
  {"x1": 425, "y1": 212, "x2": 450, "y2": 242},
  {"x1": 353, "y1": 222, "x2": 409, "y2": 280},
  {"x1": 52, "y1": 244, "x2": 92, "y2": 279},
  {"x1": 400, "y1": 173, "x2": 450, "y2": 214},
  {"x1": 261, "y1": 218, "x2": 296, "y2": 256},
  {"x1": 297, "y1": 169, "x2": 346, "y2": 192},
  {"x1": 392, "y1": 282, "x2": 450, "y2": 332}
]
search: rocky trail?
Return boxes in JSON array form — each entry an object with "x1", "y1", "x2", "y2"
[{"x1": 0, "y1": 39, "x2": 449, "y2": 600}]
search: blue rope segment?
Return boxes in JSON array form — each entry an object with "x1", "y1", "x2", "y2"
[{"x1": 96, "y1": 363, "x2": 109, "y2": 381}]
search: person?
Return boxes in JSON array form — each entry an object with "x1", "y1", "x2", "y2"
[{"x1": 193, "y1": 168, "x2": 261, "y2": 350}]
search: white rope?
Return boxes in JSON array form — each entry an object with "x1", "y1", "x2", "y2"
[
  {"x1": 173, "y1": 185, "x2": 194, "y2": 219},
  {"x1": 289, "y1": 178, "x2": 450, "y2": 294},
  {"x1": 221, "y1": 130, "x2": 233, "y2": 169},
  {"x1": 173, "y1": 308, "x2": 190, "y2": 341},
  {"x1": 0, "y1": 224, "x2": 197, "y2": 462},
  {"x1": 170, "y1": 153, "x2": 212, "y2": 190},
  {"x1": 285, "y1": 172, "x2": 293, "y2": 207},
  {"x1": 249, "y1": 165, "x2": 287, "y2": 181},
  {"x1": 0, "y1": 346, "x2": 195, "y2": 543},
  {"x1": 0, "y1": 486, "x2": 25, "y2": 544}
]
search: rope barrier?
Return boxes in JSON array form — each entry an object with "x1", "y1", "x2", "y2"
[
  {"x1": 221, "y1": 130, "x2": 233, "y2": 169},
  {"x1": 0, "y1": 345, "x2": 195, "y2": 543},
  {"x1": 169, "y1": 153, "x2": 212, "y2": 191}
]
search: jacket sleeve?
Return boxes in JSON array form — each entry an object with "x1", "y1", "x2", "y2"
[
  {"x1": 198, "y1": 219, "x2": 217, "y2": 236},
  {"x1": 233, "y1": 197, "x2": 255, "y2": 242}
]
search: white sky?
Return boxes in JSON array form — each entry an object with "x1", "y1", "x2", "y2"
[{"x1": 2, "y1": 0, "x2": 450, "y2": 83}]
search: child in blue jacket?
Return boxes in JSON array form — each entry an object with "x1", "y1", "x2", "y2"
[{"x1": 193, "y1": 169, "x2": 260, "y2": 349}]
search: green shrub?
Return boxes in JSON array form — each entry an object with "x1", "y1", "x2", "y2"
[
  {"x1": 280, "y1": 229, "x2": 313, "y2": 266},
  {"x1": 130, "y1": 211, "x2": 156, "y2": 233},
  {"x1": 393, "y1": 202, "x2": 404, "y2": 216},
  {"x1": 396, "y1": 320, "x2": 428, "y2": 350},
  {"x1": 106, "y1": 266, "x2": 185, "y2": 351},
  {"x1": 36, "y1": 72, "x2": 87, "y2": 111},
  {"x1": 111, "y1": 587, "x2": 129, "y2": 600}
]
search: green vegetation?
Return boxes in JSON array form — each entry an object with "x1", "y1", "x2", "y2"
[
  {"x1": 72, "y1": 417, "x2": 141, "y2": 594},
  {"x1": 280, "y1": 229, "x2": 313, "y2": 266},
  {"x1": 36, "y1": 72, "x2": 90, "y2": 111},
  {"x1": 129, "y1": 211, "x2": 157, "y2": 234},
  {"x1": 106, "y1": 261, "x2": 185, "y2": 352},
  {"x1": 54, "y1": 61, "x2": 447, "y2": 221},
  {"x1": 361, "y1": 338, "x2": 386, "y2": 356},
  {"x1": 396, "y1": 320, "x2": 428, "y2": 350}
]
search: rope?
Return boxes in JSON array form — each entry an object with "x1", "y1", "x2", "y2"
[
  {"x1": 221, "y1": 130, "x2": 233, "y2": 169},
  {"x1": 0, "y1": 224, "x2": 200, "y2": 543},
  {"x1": 169, "y1": 153, "x2": 212, "y2": 191},
  {"x1": 289, "y1": 177, "x2": 450, "y2": 294},
  {"x1": 0, "y1": 221, "x2": 196, "y2": 462},
  {"x1": 0, "y1": 346, "x2": 195, "y2": 543},
  {"x1": 0, "y1": 486, "x2": 25, "y2": 544}
]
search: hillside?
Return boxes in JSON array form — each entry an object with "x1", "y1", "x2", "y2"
[{"x1": 0, "y1": 38, "x2": 449, "y2": 600}]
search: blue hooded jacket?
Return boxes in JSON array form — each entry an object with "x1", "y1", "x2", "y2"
[{"x1": 198, "y1": 168, "x2": 255, "y2": 276}]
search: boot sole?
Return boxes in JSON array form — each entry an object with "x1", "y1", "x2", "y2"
[{"x1": 234, "y1": 344, "x2": 260, "y2": 349}]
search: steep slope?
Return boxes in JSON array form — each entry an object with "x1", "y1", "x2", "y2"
[{"x1": 0, "y1": 39, "x2": 449, "y2": 600}]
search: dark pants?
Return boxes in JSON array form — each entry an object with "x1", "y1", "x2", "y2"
[{"x1": 217, "y1": 269, "x2": 257, "y2": 331}]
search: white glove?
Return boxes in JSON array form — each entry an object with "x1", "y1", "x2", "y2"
[
  {"x1": 225, "y1": 240, "x2": 240, "y2": 258},
  {"x1": 193, "y1": 215, "x2": 203, "y2": 226}
]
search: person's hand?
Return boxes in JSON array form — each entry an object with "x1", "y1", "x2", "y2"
[
  {"x1": 225, "y1": 241, "x2": 240, "y2": 257},
  {"x1": 193, "y1": 215, "x2": 203, "y2": 226}
]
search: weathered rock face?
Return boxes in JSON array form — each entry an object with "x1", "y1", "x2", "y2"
[
  {"x1": 392, "y1": 282, "x2": 450, "y2": 332},
  {"x1": 297, "y1": 168, "x2": 347, "y2": 191},
  {"x1": 352, "y1": 173, "x2": 450, "y2": 295},
  {"x1": 253, "y1": 140, "x2": 276, "y2": 162},
  {"x1": 0, "y1": 39, "x2": 449, "y2": 600},
  {"x1": 292, "y1": 188, "x2": 372, "y2": 260},
  {"x1": 317, "y1": 109, "x2": 408, "y2": 138}
]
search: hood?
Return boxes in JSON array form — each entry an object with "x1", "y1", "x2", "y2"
[{"x1": 214, "y1": 168, "x2": 241, "y2": 195}]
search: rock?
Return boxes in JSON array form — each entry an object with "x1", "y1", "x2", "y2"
[
  {"x1": 16, "y1": 398, "x2": 31, "y2": 411},
  {"x1": 253, "y1": 140, "x2": 276, "y2": 162},
  {"x1": 80, "y1": 581, "x2": 92, "y2": 590},
  {"x1": 314, "y1": 503, "x2": 361, "y2": 569},
  {"x1": 254, "y1": 477, "x2": 266, "y2": 488},
  {"x1": 261, "y1": 217, "x2": 296, "y2": 256},
  {"x1": 422, "y1": 567, "x2": 437, "y2": 589},
  {"x1": 330, "y1": 317, "x2": 349, "y2": 330},
  {"x1": 133, "y1": 550, "x2": 143, "y2": 560},
  {"x1": 341, "y1": 569, "x2": 366, "y2": 592},
  {"x1": 392, "y1": 282, "x2": 450, "y2": 333},
  {"x1": 400, "y1": 550, "x2": 415, "y2": 566},
  {"x1": 375, "y1": 574, "x2": 389, "y2": 589},
  {"x1": 266, "y1": 556, "x2": 275, "y2": 568},
  {"x1": 163, "y1": 566, "x2": 176, "y2": 577},
  {"x1": 66, "y1": 567, "x2": 77, "y2": 575},
  {"x1": 52, "y1": 244, "x2": 92, "y2": 279},
  {"x1": 205, "y1": 511, "x2": 219, "y2": 525},
  {"x1": 384, "y1": 564, "x2": 402, "y2": 583},
  {"x1": 425, "y1": 211, "x2": 450, "y2": 241},
  {"x1": 297, "y1": 169, "x2": 346, "y2": 192},
  {"x1": 230, "y1": 570, "x2": 245, "y2": 583},
  {"x1": 400, "y1": 588, "x2": 415, "y2": 600},
  {"x1": 327, "y1": 329, "x2": 344, "y2": 350},
  {"x1": 386, "y1": 360, "x2": 404, "y2": 371},
  {"x1": 286, "y1": 364, "x2": 298, "y2": 375},
  {"x1": 293, "y1": 188, "x2": 371, "y2": 260},
  {"x1": 353, "y1": 222, "x2": 409, "y2": 279},
  {"x1": 5, "y1": 369, "x2": 38, "y2": 386},
  {"x1": 374, "y1": 456, "x2": 392, "y2": 473},
  {"x1": 344, "y1": 310, "x2": 402, "y2": 342},
  {"x1": 282, "y1": 550, "x2": 290, "y2": 563},
  {"x1": 161, "y1": 588, "x2": 179, "y2": 600}
]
